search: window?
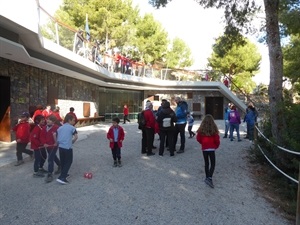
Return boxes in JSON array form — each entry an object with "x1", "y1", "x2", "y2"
[
  {"x1": 187, "y1": 92, "x2": 193, "y2": 99},
  {"x1": 154, "y1": 95, "x2": 159, "y2": 101},
  {"x1": 193, "y1": 103, "x2": 201, "y2": 111}
]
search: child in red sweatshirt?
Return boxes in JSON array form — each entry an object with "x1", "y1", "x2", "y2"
[
  {"x1": 107, "y1": 117, "x2": 125, "y2": 167},
  {"x1": 40, "y1": 115, "x2": 61, "y2": 183},
  {"x1": 30, "y1": 115, "x2": 46, "y2": 177},
  {"x1": 196, "y1": 114, "x2": 220, "y2": 188},
  {"x1": 12, "y1": 112, "x2": 33, "y2": 166}
]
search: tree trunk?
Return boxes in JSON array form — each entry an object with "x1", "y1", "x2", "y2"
[{"x1": 264, "y1": 0, "x2": 286, "y2": 145}]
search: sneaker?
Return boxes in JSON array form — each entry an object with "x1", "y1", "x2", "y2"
[
  {"x1": 33, "y1": 171, "x2": 45, "y2": 178},
  {"x1": 113, "y1": 161, "x2": 118, "y2": 167},
  {"x1": 223, "y1": 135, "x2": 227, "y2": 138},
  {"x1": 118, "y1": 160, "x2": 122, "y2": 167},
  {"x1": 177, "y1": 150, "x2": 184, "y2": 154},
  {"x1": 39, "y1": 168, "x2": 48, "y2": 173},
  {"x1": 147, "y1": 152, "x2": 155, "y2": 156},
  {"x1": 14, "y1": 160, "x2": 24, "y2": 166},
  {"x1": 238, "y1": 139, "x2": 242, "y2": 142},
  {"x1": 205, "y1": 178, "x2": 214, "y2": 188},
  {"x1": 56, "y1": 178, "x2": 69, "y2": 185},
  {"x1": 45, "y1": 173, "x2": 53, "y2": 183},
  {"x1": 54, "y1": 166, "x2": 61, "y2": 175},
  {"x1": 170, "y1": 153, "x2": 174, "y2": 157},
  {"x1": 188, "y1": 136, "x2": 193, "y2": 139}
]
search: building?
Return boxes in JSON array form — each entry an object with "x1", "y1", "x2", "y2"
[{"x1": 0, "y1": 0, "x2": 246, "y2": 142}]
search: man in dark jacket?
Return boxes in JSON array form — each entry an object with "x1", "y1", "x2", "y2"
[
  {"x1": 174, "y1": 97, "x2": 188, "y2": 153},
  {"x1": 157, "y1": 101, "x2": 177, "y2": 156}
]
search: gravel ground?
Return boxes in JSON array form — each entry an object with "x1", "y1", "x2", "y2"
[{"x1": 0, "y1": 120, "x2": 292, "y2": 225}]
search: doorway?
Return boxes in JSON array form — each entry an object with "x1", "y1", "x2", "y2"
[
  {"x1": 205, "y1": 97, "x2": 223, "y2": 119},
  {"x1": 0, "y1": 76, "x2": 11, "y2": 142}
]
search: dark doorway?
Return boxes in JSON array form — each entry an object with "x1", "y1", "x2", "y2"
[
  {"x1": 205, "y1": 97, "x2": 223, "y2": 119},
  {"x1": 0, "y1": 76, "x2": 11, "y2": 142}
]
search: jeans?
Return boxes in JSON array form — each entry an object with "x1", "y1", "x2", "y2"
[
  {"x1": 58, "y1": 147, "x2": 73, "y2": 180},
  {"x1": 174, "y1": 123, "x2": 187, "y2": 150},
  {"x1": 247, "y1": 123, "x2": 254, "y2": 141},
  {"x1": 111, "y1": 142, "x2": 121, "y2": 160},
  {"x1": 188, "y1": 125, "x2": 195, "y2": 137},
  {"x1": 202, "y1": 151, "x2": 216, "y2": 178},
  {"x1": 33, "y1": 149, "x2": 45, "y2": 172},
  {"x1": 230, "y1": 123, "x2": 241, "y2": 141},
  {"x1": 46, "y1": 146, "x2": 60, "y2": 173},
  {"x1": 224, "y1": 120, "x2": 230, "y2": 137},
  {"x1": 16, "y1": 142, "x2": 33, "y2": 161}
]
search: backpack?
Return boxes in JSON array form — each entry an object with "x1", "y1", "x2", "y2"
[{"x1": 137, "y1": 111, "x2": 146, "y2": 130}]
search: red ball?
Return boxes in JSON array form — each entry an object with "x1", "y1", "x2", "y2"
[{"x1": 87, "y1": 172, "x2": 93, "y2": 179}]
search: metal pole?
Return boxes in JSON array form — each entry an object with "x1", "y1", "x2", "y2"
[{"x1": 296, "y1": 164, "x2": 300, "y2": 225}]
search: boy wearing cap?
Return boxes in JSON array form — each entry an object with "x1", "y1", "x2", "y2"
[{"x1": 12, "y1": 112, "x2": 33, "y2": 166}]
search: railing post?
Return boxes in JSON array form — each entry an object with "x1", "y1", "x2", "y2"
[{"x1": 296, "y1": 164, "x2": 300, "y2": 225}]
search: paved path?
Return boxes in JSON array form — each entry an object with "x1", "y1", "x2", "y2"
[{"x1": 0, "y1": 121, "x2": 292, "y2": 225}]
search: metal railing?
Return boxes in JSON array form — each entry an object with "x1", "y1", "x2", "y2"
[{"x1": 253, "y1": 124, "x2": 300, "y2": 223}]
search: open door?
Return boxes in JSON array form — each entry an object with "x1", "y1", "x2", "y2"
[{"x1": 0, "y1": 76, "x2": 11, "y2": 142}]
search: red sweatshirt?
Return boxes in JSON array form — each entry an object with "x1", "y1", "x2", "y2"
[
  {"x1": 30, "y1": 125, "x2": 43, "y2": 150},
  {"x1": 40, "y1": 124, "x2": 59, "y2": 146},
  {"x1": 107, "y1": 125, "x2": 125, "y2": 149},
  {"x1": 196, "y1": 132, "x2": 220, "y2": 151},
  {"x1": 143, "y1": 109, "x2": 155, "y2": 129},
  {"x1": 13, "y1": 121, "x2": 30, "y2": 143}
]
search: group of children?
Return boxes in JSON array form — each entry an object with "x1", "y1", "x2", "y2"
[
  {"x1": 12, "y1": 109, "x2": 78, "y2": 185},
  {"x1": 13, "y1": 106, "x2": 220, "y2": 188}
]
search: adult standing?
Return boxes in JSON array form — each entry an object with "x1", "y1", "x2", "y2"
[
  {"x1": 174, "y1": 97, "x2": 188, "y2": 153},
  {"x1": 228, "y1": 105, "x2": 242, "y2": 142},
  {"x1": 244, "y1": 103, "x2": 258, "y2": 141},
  {"x1": 223, "y1": 103, "x2": 231, "y2": 138},
  {"x1": 143, "y1": 102, "x2": 156, "y2": 156},
  {"x1": 123, "y1": 104, "x2": 131, "y2": 124},
  {"x1": 156, "y1": 101, "x2": 177, "y2": 156}
]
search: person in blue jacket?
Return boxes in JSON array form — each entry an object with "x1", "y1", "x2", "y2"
[
  {"x1": 244, "y1": 104, "x2": 257, "y2": 141},
  {"x1": 174, "y1": 96, "x2": 188, "y2": 153},
  {"x1": 223, "y1": 103, "x2": 231, "y2": 138}
]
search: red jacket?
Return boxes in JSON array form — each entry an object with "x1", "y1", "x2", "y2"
[
  {"x1": 42, "y1": 109, "x2": 52, "y2": 118},
  {"x1": 144, "y1": 109, "x2": 155, "y2": 129},
  {"x1": 30, "y1": 125, "x2": 43, "y2": 150},
  {"x1": 107, "y1": 125, "x2": 125, "y2": 149},
  {"x1": 123, "y1": 107, "x2": 129, "y2": 116},
  {"x1": 40, "y1": 124, "x2": 59, "y2": 146},
  {"x1": 13, "y1": 121, "x2": 31, "y2": 143},
  {"x1": 52, "y1": 111, "x2": 63, "y2": 123},
  {"x1": 66, "y1": 112, "x2": 78, "y2": 125},
  {"x1": 32, "y1": 109, "x2": 43, "y2": 121},
  {"x1": 196, "y1": 132, "x2": 220, "y2": 151}
]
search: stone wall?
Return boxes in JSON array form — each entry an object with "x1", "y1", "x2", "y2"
[{"x1": 0, "y1": 57, "x2": 100, "y2": 126}]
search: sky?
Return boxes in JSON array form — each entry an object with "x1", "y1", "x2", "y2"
[{"x1": 39, "y1": 0, "x2": 270, "y2": 85}]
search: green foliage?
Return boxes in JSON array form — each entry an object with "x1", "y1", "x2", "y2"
[
  {"x1": 208, "y1": 36, "x2": 261, "y2": 93},
  {"x1": 165, "y1": 37, "x2": 194, "y2": 69},
  {"x1": 134, "y1": 14, "x2": 168, "y2": 64},
  {"x1": 279, "y1": 0, "x2": 300, "y2": 36}
]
